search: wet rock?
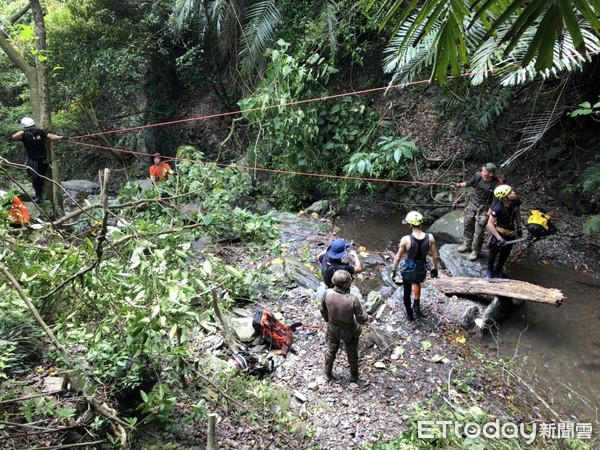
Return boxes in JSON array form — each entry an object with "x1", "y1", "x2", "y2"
[
  {"x1": 460, "y1": 305, "x2": 479, "y2": 330},
  {"x1": 428, "y1": 209, "x2": 464, "y2": 244},
  {"x1": 305, "y1": 200, "x2": 329, "y2": 215},
  {"x1": 439, "y1": 243, "x2": 487, "y2": 278},
  {"x1": 283, "y1": 253, "x2": 320, "y2": 289},
  {"x1": 365, "y1": 291, "x2": 383, "y2": 315},
  {"x1": 273, "y1": 212, "x2": 326, "y2": 244}
]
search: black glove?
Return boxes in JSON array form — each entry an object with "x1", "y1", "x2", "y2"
[
  {"x1": 517, "y1": 228, "x2": 523, "y2": 237},
  {"x1": 430, "y1": 269, "x2": 438, "y2": 278},
  {"x1": 498, "y1": 238, "x2": 507, "y2": 247},
  {"x1": 391, "y1": 270, "x2": 397, "y2": 279},
  {"x1": 60, "y1": 136, "x2": 70, "y2": 142}
]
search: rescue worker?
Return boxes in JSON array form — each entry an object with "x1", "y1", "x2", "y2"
[
  {"x1": 318, "y1": 238, "x2": 362, "y2": 288},
  {"x1": 486, "y1": 185, "x2": 522, "y2": 279},
  {"x1": 0, "y1": 190, "x2": 30, "y2": 228},
  {"x1": 391, "y1": 211, "x2": 440, "y2": 321},
  {"x1": 149, "y1": 153, "x2": 173, "y2": 182},
  {"x1": 320, "y1": 270, "x2": 370, "y2": 382},
  {"x1": 12, "y1": 117, "x2": 68, "y2": 202},
  {"x1": 451, "y1": 163, "x2": 502, "y2": 261}
]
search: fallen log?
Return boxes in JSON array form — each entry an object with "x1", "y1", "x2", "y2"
[{"x1": 430, "y1": 277, "x2": 565, "y2": 306}]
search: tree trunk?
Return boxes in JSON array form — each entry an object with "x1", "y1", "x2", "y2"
[
  {"x1": 430, "y1": 277, "x2": 565, "y2": 306},
  {"x1": 0, "y1": 0, "x2": 63, "y2": 214}
]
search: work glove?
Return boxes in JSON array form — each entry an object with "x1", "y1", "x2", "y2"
[
  {"x1": 517, "y1": 228, "x2": 523, "y2": 237},
  {"x1": 430, "y1": 269, "x2": 438, "y2": 279},
  {"x1": 60, "y1": 136, "x2": 70, "y2": 142},
  {"x1": 450, "y1": 182, "x2": 459, "y2": 189},
  {"x1": 497, "y1": 238, "x2": 507, "y2": 247},
  {"x1": 391, "y1": 270, "x2": 397, "y2": 279}
]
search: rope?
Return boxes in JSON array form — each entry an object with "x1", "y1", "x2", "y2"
[
  {"x1": 69, "y1": 140, "x2": 448, "y2": 186},
  {"x1": 69, "y1": 49, "x2": 600, "y2": 141}
]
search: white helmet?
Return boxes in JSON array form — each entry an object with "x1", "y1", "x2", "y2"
[
  {"x1": 21, "y1": 117, "x2": 35, "y2": 129},
  {"x1": 403, "y1": 211, "x2": 424, "y2": 226}
]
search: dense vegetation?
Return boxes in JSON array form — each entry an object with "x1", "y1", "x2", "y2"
[{"x1": 1, "y1": 0, "x2": 599, "y2": 448}]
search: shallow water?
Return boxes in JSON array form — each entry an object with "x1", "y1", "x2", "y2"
[
  {"x1": 497, "y1": 262, "x2": 600, "y2": 424},
  {"x1": 335, "y1": 211, "x2": 600, "y2": 426}
]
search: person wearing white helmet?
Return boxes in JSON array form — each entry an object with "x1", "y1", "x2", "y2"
[
  {"x1": 12, "y1": 117, "x2": 69, "y2": 203},
  {"x1": 391, "y1": 211, "x2": 440, "y2": 321},
  {"x1": 485, "y1": 185, "x2": 522, "y2": 279}
]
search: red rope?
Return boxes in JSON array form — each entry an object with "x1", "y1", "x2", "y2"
[{"x1": 71, "y1": 140, "x2": 447, "y2": 186}]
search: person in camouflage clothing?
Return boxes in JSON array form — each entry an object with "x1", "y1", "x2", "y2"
[
  {"x1": 320, "y1": 270, "x2": 370, "y2": 382},
  {"x1": 451, "y1": 163, "x2": 502, "y2": 261}
]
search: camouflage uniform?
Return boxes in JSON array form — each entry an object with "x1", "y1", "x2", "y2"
[
  {"x1": 462, "y1": 172, "x2": 501, "y2": 253},
  {"x1": 320, "y1": 286, "x2": 369, "y2": 380}
]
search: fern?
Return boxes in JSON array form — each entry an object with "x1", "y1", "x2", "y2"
[
  {"x1": 582, "y1": 215, "x2": 600, "y2": 236},
  {"x1": 581, "y1": 164, "x2": 600, "y2": 196}
]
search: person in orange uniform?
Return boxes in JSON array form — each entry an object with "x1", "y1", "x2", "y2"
[
  {"x1": 1, "y1": 190, "x2": 30, "y2": 228},
  {"x1": 149, "y1": 153, "x2": 173, "y2": 182}
]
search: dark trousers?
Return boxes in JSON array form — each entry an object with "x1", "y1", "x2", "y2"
[
  {"x1": 324, "y1": 323, "x2": 360, "y2": 378},
  {"x1": 487, "y1": 237, "x2": 514, "y2": 273},
  {"x1": 26, "y1": 158, "x2": 49, "y2": 197}
]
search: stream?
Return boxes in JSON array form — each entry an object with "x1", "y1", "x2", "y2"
[{"x1": 335, "y1": 211, "x2": 600, "y2": 426}]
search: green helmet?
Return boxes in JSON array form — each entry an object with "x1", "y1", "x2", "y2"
[
  {"x1": 494, "y1": 185, "x2": 512, "y2": 199},
  {"x1": 403, "y1": 211, "x2": 424, "y2": 226}
]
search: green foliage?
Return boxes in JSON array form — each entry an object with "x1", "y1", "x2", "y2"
[
  {"x1": 138, "y1": 383, "x2": 177, "y2": 424},
  {"x1": 239, "y1": 40, "x2": 415, "y2": 208},
  {"x1": 373, "y1": 0, "x2": 600, "y2": 86},
  {"x1": 569, "y1": 100, "x2": 600, "y2": 118}
]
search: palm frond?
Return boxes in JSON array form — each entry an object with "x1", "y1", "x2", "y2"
[
  {"x1": 501, "y1": 76, "x2": 579, "y2": 167},
  {"x1": 238, "y1": 0, "x2": 281, "y2": 77},
  {"x1": 383, "y1": 17, "x2": 438, "y2": 86}
]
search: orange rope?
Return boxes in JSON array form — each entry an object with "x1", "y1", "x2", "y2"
[{"x1": 70, "y1": 140, "x2": 448, "y2": 186}]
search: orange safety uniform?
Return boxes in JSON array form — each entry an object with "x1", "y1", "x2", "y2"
[
  {"x1": 4, "y1": 196, "x2": 30, "y2": 227},
  {"x1": 149, "y1": 162, "x2": 172, "y2": 181}
]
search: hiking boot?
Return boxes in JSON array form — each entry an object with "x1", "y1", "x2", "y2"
[
  {"x1": 493, "y1": 270, "x2": 506, "y2": 279},
  {"x1": 406, "y1": 308, "x2": 415, "y2": 322},
  {"x1": 468, "y1": 251, "x2": 478, "y2": 261},
  {"x1": 324, "y1": 370, "x2": 335, "y2": 381},
  {"x1": 349, "y1": 374, "x2": 359, "y2": 383},
  {"x1": 33, "y1": 195, "x2": 42, "y2": 203},
  {"x1": 457, "y1": 244, "x2": 469, "y2": 253},
  {"x1": 413, "y1": 301, "x2": 425, "y2": 319},
  {"x1": 485, "y1": 270, "x2": 494, "y2": 279}
]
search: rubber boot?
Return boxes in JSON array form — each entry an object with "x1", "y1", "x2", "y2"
[
  {"x1": 413, "y1": 300, "x2": 425, "y2": 319},
  {"x1": 323, "y1": 360, "x2": 334, "y2": 380},
  {"x1": 405, "y1": 306, "x2": 414, "y2": 322}
]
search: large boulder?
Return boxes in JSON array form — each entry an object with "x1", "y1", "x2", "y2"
[
  {"x1": 272, "y1": 212, "x2": 327, "y2": 244},
  {"x1": 439, "y1": 243, "x2": 488, "y2": 278},
  {"x1": 428, "y1": 210, "x2": 464, "y2": 244}
]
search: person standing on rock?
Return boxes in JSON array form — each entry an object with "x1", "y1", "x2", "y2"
[
  {"x1": 318, "y1": 238, "x2": 362, "y2": 288},
  {"x1": 391, "y1": 211, "x2": 439, "y2": 321},
  {"x1": 149, "y1": 153, "x2": 173, "y2": 182},
  {"x1": 12, "y1": 117, "x2": 69, "y2": 203},
  {"x1": 486, "y1": 185, "x2": 522, "y2": 279},
  {"x1": 320, "y1": 270, "x2": 370, "y2": 382},
  {"x1": 451, "y1": 163, "x2": 502, "y2": 261}
]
